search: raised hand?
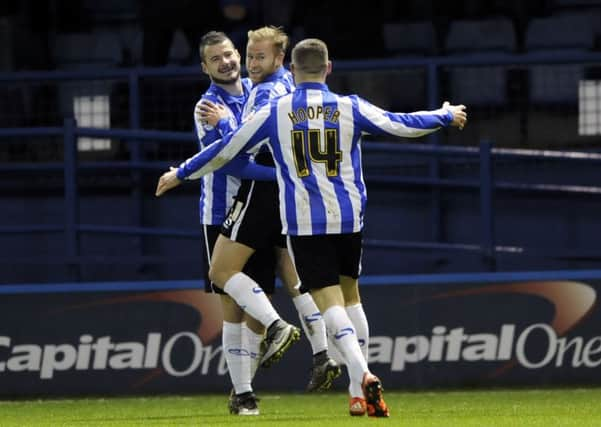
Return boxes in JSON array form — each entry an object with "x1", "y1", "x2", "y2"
[{"x1": 443, "y1": 101, "x2": 467, "y2": 130}]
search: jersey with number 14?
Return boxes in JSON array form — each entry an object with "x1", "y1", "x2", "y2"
[{"x1": 193, "y1": 81, "x2": 454, "y2": 236}]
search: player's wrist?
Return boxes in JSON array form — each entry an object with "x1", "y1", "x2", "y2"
[{"x1": 176, "y1": 166, "x2": 187, "y2": 181}]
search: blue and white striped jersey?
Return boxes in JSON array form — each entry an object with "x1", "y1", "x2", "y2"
[
  {"x1": 192, "y1": 78, "x2": 251, "y2": 225},
  {"x1": 179, "y1": 66, "x2": 294, "y2": 176},
  {"x1": 240, "y1": 66, "x2": 295, "y2": 163},
  {"x1": 242, "y1": 66, "x2": 295, "y2": 121},
  {"x1": 183, "y1": 81, "x2": 454, "y2": 236}
]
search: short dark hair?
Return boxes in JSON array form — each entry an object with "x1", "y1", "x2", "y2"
[
  {"x1": 198, "y1": 31, "x2": 233, "y2": 63},
  {"x1": 291, "y1": 38, "x2": 328, "y2": 74}
]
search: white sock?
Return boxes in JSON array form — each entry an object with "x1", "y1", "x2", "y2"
[
  {"x1": 292, "y1": 292, "x2": 328, "y2": 355},
  {"x1": 222, "y1": 321, "x2": 251, "y2": 394},
  {"x1": 322, "y1": 305, "x2": 368, "y2": 397},
  {"x1": 348, "y1": 376, "x2": 364, "y2": 399},
  {"x1": 243, "y1": 323, "x2": 264, "y2": 380},
  {"x1": 346, "y1": 303, "x2": 369, "y2": 362},
  {"x1": 327, "y1": 333, "x2": 345, "y2": 365},
  {"x1": 223, "y1": 272, "x2": 279, "y2": 328}
]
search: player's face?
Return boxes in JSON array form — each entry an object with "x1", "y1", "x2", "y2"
[
  {"x1": 246, "y1": 39, "x2": 283, "y2": 84},
  {"x1": 201, "y1": 40, "x2": 241, "y2": 85}
]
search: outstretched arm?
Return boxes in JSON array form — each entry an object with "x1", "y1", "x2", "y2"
[
  {"x1": 193, "y1": 99, "x2": 277, "y2": 181},
  {"x1": 155, "y1": 140, "x2": 229, "y2": 197},
  {"x1": 156, "y1": 105, "x2": 272, "y2": 196},
  {"x1": 354, "y1": 97, "x2": 468, "y2": 138},
  {"x1": 215, "y1": 154, "x2": 276, "y2": 181},
  {"x1": 154, "y1": 155, "x2": 275, "y2": 197}
]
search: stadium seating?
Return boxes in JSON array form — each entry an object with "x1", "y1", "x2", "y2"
[
  {"x1": 167, "y1": 29, "x2": 192, "y2": 65},
  {"x1": 52, "y1": 31, "x2": 122, "y2": 69},
  {"x1": 525, "y1": 9, "x2": 598, "y2": 105},
  {"x1": 444, "y1": 16, "x2": 517, "y2": 107},
  {"x1": 382, "y1": 21, "x2": 438, "y2": 57},
  {"x1": 377, "y1": 21, "x2": 438, "y2": 111}
]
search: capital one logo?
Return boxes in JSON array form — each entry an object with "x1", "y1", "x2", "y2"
[
  {"x1": 372, "y1": 281, "x2": 598, "y2": 374},
  {"x1": 0, "y1": 291, "x2": 226, "y2": 385}
]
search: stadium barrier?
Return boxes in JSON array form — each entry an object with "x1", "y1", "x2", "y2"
[
  {"x1": 1, "y1": 269, "x2": 601, "y2": 396},
  {"x1": 1, "y1": 50, "x2": 600, "y2": 279},
  {"x1": 1, "y1": 120, "x2": 601, "y2": 280}
]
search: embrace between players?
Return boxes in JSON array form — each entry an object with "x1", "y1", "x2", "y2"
[{"x1": 155, "y1": 26, "x2": 467, "y2": 418}]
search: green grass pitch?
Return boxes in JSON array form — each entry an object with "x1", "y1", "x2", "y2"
[{"x1": 1, "y1": 388, "x2": 601, "y2": 426}]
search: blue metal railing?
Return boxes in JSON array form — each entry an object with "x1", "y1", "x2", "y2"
[
  {"x1": 2, "y1": 121, "x2": 601, "y2": 278},
  {"x1": 2, "y1": 51, "x2": 601, "y2": 279}
]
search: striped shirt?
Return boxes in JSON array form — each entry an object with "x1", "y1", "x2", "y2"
[
  {"x1": 182, "y1": 81, "x2": 453, "y2": 235},
  {"x1": 242, "y1": 66, "x2": 295, "y2": 121},
  {"x1": 179, "y1": 66, "x2": 294, "y2": 175},
  {"x1": 240, "y1": 66, "x2": 295, "y2": 164},
  {"x1": 192, "y1": 78, "x2": 251, "y2": 225}
]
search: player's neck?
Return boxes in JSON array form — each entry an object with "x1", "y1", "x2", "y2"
[
  {"x1": 294, "y1": 77, "x2": 326, "y2": 85},
  {"x1": 216, "y1": 79, "x2": 244, "y2": 96}
]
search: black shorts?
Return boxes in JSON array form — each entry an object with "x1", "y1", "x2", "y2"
[
  {"x1": 201, "y1": 224, "x2": 276, "y2": 295},
  {"x1": 287, "y1": 232, "x2": 363, "y2": 293},
  {"x1": 221, "y1": 179, "x2": 287, "y2": 249}
]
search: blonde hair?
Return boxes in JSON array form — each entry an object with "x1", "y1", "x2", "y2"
[{"x1": 247, "y1": 26, "x2": 289, "y2": 55}]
